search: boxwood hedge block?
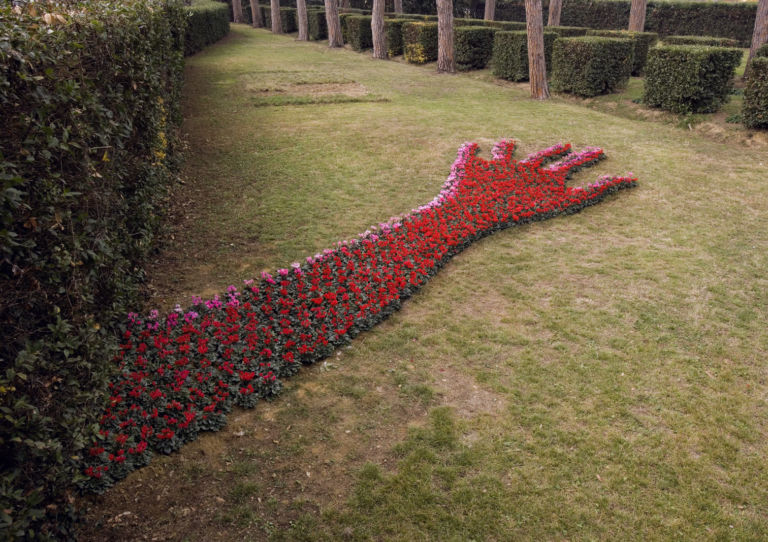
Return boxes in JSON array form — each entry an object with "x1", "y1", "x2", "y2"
[
  {"x1": 186, "y1": 1, "x2": 231, "y2": 56},
  {"x1": 403, "y1": 22, "x2": 438, "y2": 64},
  {"x1": 385, "y1": 18, "x2": 411, "y2": 56},
  {"x1": 279, "y1": 7, "x2": 297, "y2": 33},
  {"x1": 487, "y1": 20, "x2": 528, "y2": 31},
  {"x1": 455, "y1": 26, "x2": 498, "y2": 71},
  {"x1": 308, "y1": 9, "x2": 327, "y2": 40},
  {"x1": 547, "y1": 25, "x2": 589, "y2": 38},
  {"x1": 491, "y1": 30, "x2": 558, "y2": 81},
  {"x1": 586, "y1": 29, "x2": 658, "y2": 74},
  {"x1": 551, "y1": 36, "x2": 634, "y2": 97},
  {"x1": 643, "y1": 45, "x2": 743, "y2": 113},
  {"x1": 743, "y1": 57, "x2": 768, "y2": 129},
  {"x1": 754, "y1": 43, "x2": 768, "y2": 58},
  {"x1": 339, "y1": 12, "x2": 355, "y2": 43},
  {"x1": 663, "y1": 35, "x2": 739, "y2": 48},
  {"x1": 347, "y1": 15, "x2": 373, "y2": 51}
]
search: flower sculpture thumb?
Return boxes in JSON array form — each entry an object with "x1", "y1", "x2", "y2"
[{"x1": 81, "y1": 139, "x2": 637, "y2": 492}]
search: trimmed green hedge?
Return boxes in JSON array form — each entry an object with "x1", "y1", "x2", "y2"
[
  {"x1": 495, "y1": 0, "x2": 756, "y2": 47},
  {"x1": 743, "y1": 57, "x2": 768, "y2": 129},
  {"x1": 385, "y1": 18, "x2": 411, "y2": 56},
  {"x1": 186, "y1": 1, "x2": 231, "y2": 55},
  {"x1": 455, "y1": 26, "x2": 497, "y2": 71},
  {"x1": 260, "y1": 5, "x2": 298, "y2": 32},
  {"x1": 339, "y1": 12, "x2": 355, "y2": 42},
  {"x1": 491, "y1": 30, "x2": 559, "y2": 81},
  {"x1": 551, "y1": 36, "x2": 634, "y2": 97},
  {"x1": 757, "y1": 44, "x2": 768, "y2": 59},
  {"x1": 664, "y1": 35, "x2": 739, "y2": 47},
  {"x1": 0, "y1": 1, "x2": 187, "y2": 538},
  {"x1": 547, "y1": 25, "x2": 589, "y2": 38},
  {"x1": 403, "y1": 21, "x2": 438, "y2": 64},
  {"x1": 347, "y1": 15, "x2": 373, "y2": 51},
  {"x1": 586, "y1": 29, "x2": 659, "y2": 75},
  {"x1": 487, "y1": 20, "x2": 528, "y2": 31},
  {"x1": 308, "y1": 8, "x2": 327, "y2": 40},
  {"x1": 643, "y1": 45, "x2": 743, "y2": 113}
]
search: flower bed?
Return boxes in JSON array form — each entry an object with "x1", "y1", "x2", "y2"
[{"x1": 81, "y1": 139, "x2": 637, "y2": 492}]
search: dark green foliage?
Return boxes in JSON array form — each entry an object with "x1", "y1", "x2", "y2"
[
  {"x1": 186, "y1": 1, "x2": 231, "y2": 55},
  {"x1": 486, "y1": 20, "x2": 528, "y2": 31},
  {"x1": 664, "y1": 35, "x2": 739, "y2": 47},
  {"x1": 339, "y1": 12, "x2": 355, "y2": 43},
  {"x1": 743, "y1": 58, "x2": 768, "y2": 129},
  {"x1": 491, "y1": 30, "x2": 558, "y2": 81},
  {"x1": 757, "y1": 44, "x2": 768, "y2": 59},
  {"x1": 308, "y1": 8, "x2": 327, "y2": 40},
  {"x1": 495, "y1": 0, "x2": 756, "y2": 47},
  {"x1": 551, "y1": 36, "x2": 634, "y2": 97},
  {"x1": 403, "y1": 21, "x2": 438, "y2": 64},
  {"x1": 643, "y1": 45, "x2": 743, "y2": 114},
  {"x1": 384, "y1": 18, "x2": 411, "y2": 56},
  {"x1": 347, "y1": 15, "x2": 373, "y2": 51},
  {"x1": 280, "y1": 7, "x2": 298, "y2": 32},
  {"x1": 0, "y1": 0, "x2": 187, "y2": 538},
  {"x1": 587, "y1": 29, "x2": 659, "y2": 75},
  {"x1": 455, "y1": 26, "x2": 497, "y2": 71},
  {"x1": 547, "y1": 25, "x2": 589, "y2": 38}
]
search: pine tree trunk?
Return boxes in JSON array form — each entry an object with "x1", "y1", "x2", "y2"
[
  {"x1": 394, "y1": 0, "x2": 403, "y2": 14},
  {"x1": 250, "y1": 0, "x2": 263, "y2": 27},
  {"x1": 232, "y1": 0, "x2": 244, "y2": 23},
  {"x1": 547, "y1": 0, "x2": 562, "y2": 26},
  {"x1": 525, "y1": 0, "x2": 550, "y2": 99},
  {"x1": 271, "y1": 0, "x2": 282, "y2": 33},
  {"x1": 748, "y1": 0, "x2": 768, "y2": 67},
  {"x1": 628, "y1": 0, "x2": 647, "y2": 32},
  {"x1": 437, "y1": 0, "x2": 455, "y2": 73},
  {"x1": 484, "y1": 0, "x2": 496, "y2": 21},
  {"x1": 297, "y1": 0, "x2": 309, "y2": 40},
  {"x1": 372, "y1": 0, "x2": 387, "y2": 59},
  {"x1": 325, "y1": 0, "x2": 344, "y2": 47}
]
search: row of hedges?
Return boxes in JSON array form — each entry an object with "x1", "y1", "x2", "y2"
[
  {"x1": 0, "y1": 0, "x2": 230, "y2": 538},
  {"x1": 495, "y1": 0, "x2": 756, "y2": 47}
]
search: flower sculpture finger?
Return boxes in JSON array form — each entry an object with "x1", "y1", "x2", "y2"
[{"x1": 81, "y1": 139, "x2": 637, "y2": 491}]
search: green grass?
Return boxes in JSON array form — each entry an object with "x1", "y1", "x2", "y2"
[{"x1": 82, "y1": 25, "x2": 768, "y2": 542}]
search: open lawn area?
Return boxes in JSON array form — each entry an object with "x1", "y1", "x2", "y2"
[{"x1": 80, "y1": 24, "x2": 768, "y2": 541}]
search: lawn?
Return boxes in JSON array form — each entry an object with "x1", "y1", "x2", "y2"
[{"x1": 80, "y1": 25, "x2": 768, "y2": 541}]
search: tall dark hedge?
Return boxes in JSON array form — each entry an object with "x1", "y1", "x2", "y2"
[
  {"x1": 550, "y1": 36, "x2": 634, "y2": 97},
  {"x1": 384, "y1": 18, "x2": 411, "y2": 56},
  {"x1": 186, "y1": 1, "x2": 231, "y2": 55},
  {"x1": 586, "y1": 29, "x2": 658, "y2": 75},
  {"x1": 494, "y1": 0, "x2": 756, "y2": 47},
  {"x1": 347, "y1": 15, "x2": 374, "y2": 51},
  {"x1": 491, "y1": 30, "x2": 558, "y2": 81},
  {"x1": 455, "y1": 26, "x2": 497, "y2": 71},
  {"x1": 308, "y1": 8, "x2": 328, "y2": 40},
  {"x1": 743, "y1": 58, "x2": 768, "y2": 129},
  {"x1": 403, "y1": 21, "x2": 438, "y2": 64},
  {"x1": 0, "y1": 0, "x2": 206, "y2": 538},
  {"x1": 643, "y1": 45, "x2": 743, "y2": 114}
]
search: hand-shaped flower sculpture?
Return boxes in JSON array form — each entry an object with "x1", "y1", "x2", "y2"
[{"x1": 81, "y1": 139, "x2": 636, "y2": 491}]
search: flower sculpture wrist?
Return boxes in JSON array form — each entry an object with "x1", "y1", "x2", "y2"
[{"x1": 81, "y1": 139, "x2": 637, "y2": 491}]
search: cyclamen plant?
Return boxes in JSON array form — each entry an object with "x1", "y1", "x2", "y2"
[{"x1": 80, "y1": 139, "x2": 637, "y2": 492}]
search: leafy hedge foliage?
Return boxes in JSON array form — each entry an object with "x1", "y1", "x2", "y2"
[
  {"x1": 663, "y1": 35, "x2": 739, "y2": 47},
  {"x1": 551, "y1": 36, "x2": 634, "y2": 97},
  {"x1": 260, "y1": 5, "x2": 298, "y2": 32},
  {"x1": 757, "y1": 44, "x2": 768, "y2": 59},
  {"x1": 308, "y1": 8, "x2": 327, "y2": 40},
  {"x1": 491, "y1": 30, "x2": 558, "y2": 81},
  {"x1": 743, "y1": 58, "x2": 768, "y2": 129},
  {"x1": 643, "y1": 45, "x2": 743, "y2": 114},
  {"x1": 339, "y1": 12, "x2": 355, "y2": 42},
  {"x1": 586, "y1": 29, "x2": 658, "y2": 75},
  {"x1": 0, "y1": 0, "x2": 189, "y2": 539},
  {"x1": 346, "y1": 15, "x2": 373, "y2": 51},
  {"x1": 384, "y1": 18, "x2": 411, "y2": 56},
  {"x1": 487, "y1": 20, "x2": 527, "y2": 31},
  {"x1": 495, "y1": 0, "x2": 756, "y2": 47},
  {"x1": 547, "y1": 25, "x2": 589, "y2": 38},
  {"x1": 455, "y1": 26, "x2": 497, "y2": 71},
  {"x1": 186, "y1": 1, "x2": 231, "y2": 55},
  {"x1": 403, "y1": 21, "x2": 438, "y2": 64}
]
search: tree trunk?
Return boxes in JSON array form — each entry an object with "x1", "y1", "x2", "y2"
[
  {"x1": 525, "y1": 0, "x2": 550, "y2": 99},
  {"x1": 270, "y1": 0, "x2": 282, "y2": 33},
  {"x1": 372, "y1": 0, "x2": 387, "y2": 58},
  {"x1": 747, "y1": 0, "x2": 768, "y2": 68},
  {"x1": 484, "y1": 0, "x2": 496, "y2": 21},
  {"x1": 394, "y1": 0, "x2": 403, "y2": 14},
  {"x1": 628, "y1": 0, "x2": 647, "y2": 32},
  {"x1": 232, "y1": 0, "x2": 244, "y2": 24},
  {"x1": 437, "y1": 0, "x2": 455, "y2": 73},
  {"x1": 250, "y1": 0, "x2": 263, "y2": 27},
  {"x1": 297, "y1": 0, "x2": 309, "y2": 40},
  {"x1": 325, "y1": 0, "x2": 344, "y2": 47},
  {"x1": 547, "y1": 0, "x2": 562, "y2": 26}
]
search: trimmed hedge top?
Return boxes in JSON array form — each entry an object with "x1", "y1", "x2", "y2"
[
  {"x1": 664, "y1": 35, "x2": 739, "y2": 48},
  {"x1": 551, "y1": 36, "x2": 635, "y2": 97},
  {"x1": 586, "y1": 29, "x2": 659, "y2": 75}
]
